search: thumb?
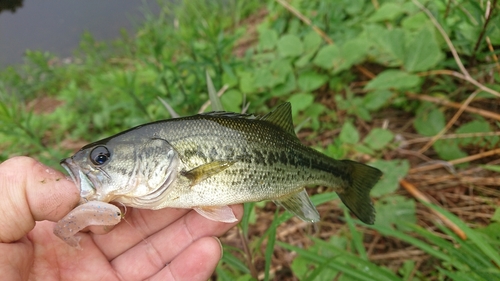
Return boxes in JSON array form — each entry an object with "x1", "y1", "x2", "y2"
[{"x1": 0, "y1": 156, "x2": 80, "y2": 243}]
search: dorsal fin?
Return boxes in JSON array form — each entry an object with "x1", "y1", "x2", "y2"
[
  {"x1": 260, "y1": 102, "x2": 296, "y2": 136},
  {"x1": 200, "y1": 111, "x2": 257, "y2": 120}
]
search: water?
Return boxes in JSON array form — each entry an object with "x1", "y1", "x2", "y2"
[{"x1": 0, "y1": 0, "x2": 159, "y2": 68}]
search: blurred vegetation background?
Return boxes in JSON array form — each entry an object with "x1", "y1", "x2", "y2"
[{"x1": 1, "y1": 0, "x2": 500, "y2": 280}]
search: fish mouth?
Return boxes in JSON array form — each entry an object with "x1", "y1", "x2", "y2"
[{"x1": 60, "y1": 157, "x2": 96, "y2": 200}]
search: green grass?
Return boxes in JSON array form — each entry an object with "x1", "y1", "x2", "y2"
[{"x1": 1, "y1": 0, "x2": 500, "y2": 279}]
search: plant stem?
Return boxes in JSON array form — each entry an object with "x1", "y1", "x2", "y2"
[
  {"x1": 238, "y1": 228, "x2": 258, "y2": 279},
  {"x1": 470, "y1": 0, "x2": 498, "y2": 65}
]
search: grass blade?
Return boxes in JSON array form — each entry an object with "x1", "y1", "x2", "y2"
[
  {"x1": 264, "y1": 209, "x2": 278, "y2": 281},
  {"x1": 423, "y1": 201, "x2": 500, "y2": 267},
  {"x1": 206, "y1": 70, "x2": 224, "y2": 111},
  {"x1": 344, "y1": 206, "x2": 367, "y2": 259},
  {"x1": 240, "y1": 202, "x2": 255, "y2": 237},
  {"x1": 221, "y1": 250, "x2": 251, "y2": 274},
  {"x1": 369, "y1": 223, "x2": 451, "y2": 263},
  {"x1": 278, "y1": 241, "x2": 400, "y2": 281}
]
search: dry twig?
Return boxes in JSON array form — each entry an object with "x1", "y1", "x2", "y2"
[
  {"x1": 400, "y1": 179, "x2": 467, "y2": 239},
  {"x1": 406, "y1": 92, "x2": 500, "y2": 121},
  {"x1": 409, "y1": 148, "x2": 500, "y2": 173},
  {"x1": 418, "y1": 89, "x2": 480, "y2": 153},
  {"x1": 403, "y1": 131, "x2": 500, "y2": 145},
  {"x1": 275, "y1": 0, "x2": 333, "y2": 44}
]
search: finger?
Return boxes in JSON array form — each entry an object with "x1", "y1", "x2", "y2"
[
  {"x1": 150, "y1": 236, "x2": 222, "y2": 281},
  {"x1": 91, "y1": 207, "x2": 190, "y2": 259},
  {"x1": 110, "y1": 205, "x2": 242, "y2": 280},
  {"x1": 0, "y1": 157, "x2": 80, "y2": 243}
]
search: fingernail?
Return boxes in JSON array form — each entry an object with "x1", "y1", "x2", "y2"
[{"x1": 213, "y1": 236, "x2": 223, "y2": 259}]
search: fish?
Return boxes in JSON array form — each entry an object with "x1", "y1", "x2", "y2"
[{"x1": 59, "y1": 102, "x2": 382, "y2": 231}]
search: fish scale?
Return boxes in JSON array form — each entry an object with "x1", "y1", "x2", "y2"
[{"x1": 60, "y1": 102, "x2": 382, "y2": 224}]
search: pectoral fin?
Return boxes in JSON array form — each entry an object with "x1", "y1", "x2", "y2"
[
  {"x1": 183, "y1": 160, "x2": 236, "y2": 186},
  {"x1": 274, "y1": 189, "x2": 320, "y2": 222},
  {"x1": 194, "y1": 206, "x2": 238, "y2": 223}
]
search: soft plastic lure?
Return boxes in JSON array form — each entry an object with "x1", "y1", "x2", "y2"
[{"x1": 53, "y1": 201, "x2": 122, "y2": 248}]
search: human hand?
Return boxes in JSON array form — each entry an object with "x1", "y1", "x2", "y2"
[{"x1": 0, "y1": 156, "x2": 242, "y2": 281}]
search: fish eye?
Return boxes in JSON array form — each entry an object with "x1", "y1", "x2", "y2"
[{"x1": 90, "y1": 146, "x2": 111, "y2": 166}]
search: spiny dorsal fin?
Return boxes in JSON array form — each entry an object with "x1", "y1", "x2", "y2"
[
  {"x1": 260, "y1": 102, "x2": 296, "y2": 136},
  {"x1": 200, "y1": 111, "x2": 257, "y2": 120}
]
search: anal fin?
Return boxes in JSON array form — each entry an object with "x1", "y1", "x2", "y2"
[
  {"x1": 274, "y1": 189, "x2": 320, "y2": 222},
  {"x1": 194, "y1": 206, "x2": 238, "y2": 223}
]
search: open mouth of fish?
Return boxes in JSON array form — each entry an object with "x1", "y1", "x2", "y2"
[{"x1": 61, "y1": 158, "x2": 96, "y2": 200}]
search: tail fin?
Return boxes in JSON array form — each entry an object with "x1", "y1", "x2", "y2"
[{"x1": 337, "y1": 160, "x2": 382, "y2": 224}]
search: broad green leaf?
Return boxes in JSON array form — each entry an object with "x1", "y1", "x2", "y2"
[
  {"x1": 277, "y1": 34, "x2": 303, "y2": 57},
  {"x1": 303, "y1": 31, "x2": 322, "y2": 53},
  {"x1": 339, "y1": 37, "x2": 370, "y2": 71},
  {"x1": 222, "y1": 68, "x2": 238, "y2": 88},
  {"x1": 369, "y1": 3, "x2": 405, "y2": 22},
  {"x1": 269, "y1": 59, "x2": 293, "y2": 86},
  {"x1": 313, "y1": 45, "x2": 341, "y2": 70},
  {"x1": 456, "y1": 120, "x2": 494, "y2": 147},
  {"x1": 294, "y1": 51, "x2": 316, "y2": 68},
  {"x1": 258, "y1": 28, "x2": 278, "y2": 50},
  {"x1": 252, "y1": 67, "x2": 273, "y2": 88},
  {"x1": 339, "y1": 121, "x2": 359, "y2": 144},
  {"x1": 404, "y1": 27, "x2": 444, "y2": 72},
  {"x1": 401, "y1": 12, "x2": 429, "y2": 30},
  {"x1": 490, "y1": 18, "x2": 500, "y2": 44},
  {"x1": 294, "y1": 31, "x2": 323, "y2": 68},
  {"x1": 304, "y1": 103, "x2": 327, "y2": 130},
  {"x1": 287, "y1": 93, "x2": 314, "y2": 117},
  {"x1": 365, "y1": 70, "x2": 421, "y2": 91},
  {"x1": 363, "y1": 128, "x2": 394, "y2": 150},
  {"x1": 344, "y1": 0, "x2": 365, "y2": 15},
  {"x1": 297, "y1": 70, "x2": 328, "y2": 92},
  {"x1": 220, "y1": 89, "x2": 242, "y2": 113},
  {"x1": 271, "y1": 72, "x2": 296, "y2": 97},
  {"x1": 414, "y1": 103, "x2": 445, "y2": 136},
  {"x1": 237, "y1": 71, "x2": 255, "y2": 94},
  {"x1": 382, "y1": 28, "x2": 406, "y2": 63},
  {"x1": 363, "y1": 90, "x2": 393, "y2": 110},
  {"x1": 370, "y1": 159, "x2": 410, "y2": 197},
  {"x1": 433, "y1": 139, "x2": 468, "y2": 161},
  {"x1": 456, "y1": 119, "x2": 490, "y2": 134},
  {"x1": 375, "y1": 195, "x2": 416, "y2": 231}
]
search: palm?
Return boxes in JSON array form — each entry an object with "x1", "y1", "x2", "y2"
[{"x1": 24, "y1": 206, "x2": 242, "y2": 281}]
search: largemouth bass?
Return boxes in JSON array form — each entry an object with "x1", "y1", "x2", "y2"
[{"x1": 61, "y1": 102, "x2": 382, "y2": 224}]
